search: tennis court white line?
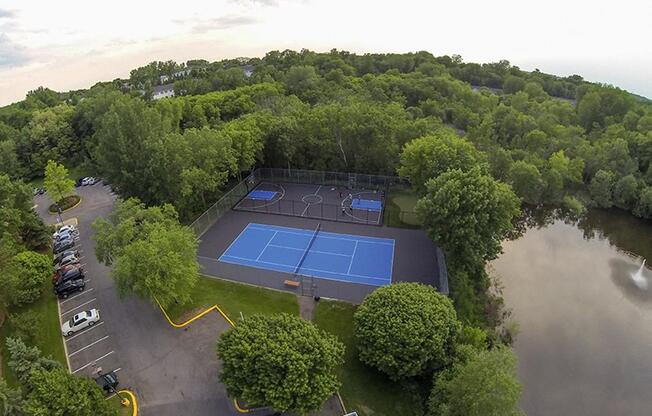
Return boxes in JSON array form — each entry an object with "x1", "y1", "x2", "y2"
[
  {"x1": 266, "y1": 244, "x2": 352, "y2": 258},
  {"x1": 347, "y1": 241, "x2": 359, "y2": 274},
  {"x1": 220, "y1": 254, "x2": 391, "y2": 282},
  {"x1": 61, "y1": 298, "x2": 96, "y2": 316},
  {"x1": 60, "y1": 288, "x2": 94, "y2": 305},
  {"x1": 72, "y1": 351, "x2": 114, "y2": 374},
  {"x1": 69, "y1": 336, "x2": 110, "y2": 357},
  {"x1": 256, "y1": 231, "x2": 278, "y2": 260},
  {"x1": 65, "y1": 322, "x2": 105, "y2": 341},
  {"x1": 248, "y1": 224, "x2": 394, "y2": 245}
]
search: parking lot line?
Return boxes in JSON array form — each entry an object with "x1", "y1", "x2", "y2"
[
  {"x1": 69, "y1": 335, "x2": 110, "y2": 357},
  {"x1": 60, "y1": 288, "x2": 94, "y2": 305},
  {"x1": 61, "y1": 298, "x2": 96, "y2": 316},
  {"x1": 72, "y1": 351, "x2": 115, "y2": 374},
  {"x1": 65, "y1": 321, "x2": 105, "y2": 341}
]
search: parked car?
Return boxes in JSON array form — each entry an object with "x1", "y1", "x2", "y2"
[
  {"x1": 61, "y1": 309, "x2": 100, "y2": 336},
  {"x1": 75, "y1": 177, "x2": 85, "y2": 187},
  {"x1": 54, "y1": 278, "x2": 85, "y2": 299},
  {"x1": 55, "y1": 254, "x2": 80, "y2": 270},
  {"x1": 95, "y1": 371, "x2": 119, "y2": 394},
  {"x1": 81, "y1": 177, "x2": 96, "y2": 186},
  {"x1": 54, "y1": 249, "x2": 79, "y2": 264},
  {"x1": 53, "y1": 224, "x2": 77, "y2": 239},
  {"x1": 53, "y1": 239, "x2": 75, "y2": 254},
  {"x1": 53, "y1": 266, "x2": 84, "y2": 285},
  {"x1": 54, "y1": 231, "x2": 75, "y2": 243},
  {"x1": 88, "y1": 177, "x2": 100, "y2": 185},
  {"x1": 33, "y1": 187, "x2": 45, "y2": 196}
]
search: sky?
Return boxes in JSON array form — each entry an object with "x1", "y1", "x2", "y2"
[{"x1": 1, "y1": 0, "x2": 651, "y2": 106}]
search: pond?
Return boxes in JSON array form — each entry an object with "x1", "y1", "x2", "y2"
[{"x1": 491, "y1": 209, "x2": 652, "y2": 416}]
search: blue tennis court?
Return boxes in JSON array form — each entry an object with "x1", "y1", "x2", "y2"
[
  {"x1": 219, "y1": 223, "x2": 394, "y2": 286},
  {"x1": 247, "y1": 190, "x2": 277, "y2": 201},
  {"x1": 352, "y1": 198, "x2": 382, "y2": 211}
]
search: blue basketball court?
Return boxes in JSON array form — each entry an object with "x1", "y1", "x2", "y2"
[
  {"x1": 219, "y1": 223, "x2": 394, "y2": 286},
  {"x1": 247, "y1": 190, "x2": 277, "y2": 200},
  {"x1": 351, "y1": 198, "x2": 382, "y2": 211}
]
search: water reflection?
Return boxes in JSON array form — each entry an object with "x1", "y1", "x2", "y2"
[{"x1": 493, "y1": 209, "x2": 652, "y2": 416}]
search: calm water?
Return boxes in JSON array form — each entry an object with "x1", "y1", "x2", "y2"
[{"x1": 492, "y1": 209, "x2": 652, "y2": 416}]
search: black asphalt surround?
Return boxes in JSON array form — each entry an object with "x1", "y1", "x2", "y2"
[
  {"x1": 198, "y1": 210, "x2": 446, "y2": 303},
  {"x1": 233, "y1": 181, "x2": 384, "y2": 225}
]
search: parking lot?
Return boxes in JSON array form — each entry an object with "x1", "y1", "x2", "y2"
[
  {"x1": 38, "y1": 182, "x2": 124, "y2": 381},
  {"x1": 35, "y1": 181, "x2": 241, "y2": 416}
]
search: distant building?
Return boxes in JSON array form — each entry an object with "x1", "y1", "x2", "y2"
[
  {"x1": 242, "y1": 65, "x2": 254, "y2": 78},
  {"x1": 152, "y1": 84, "x2": 175, "y2": 100},
  {"x1": 159, "y1": 69, "x2": 193, "y2": 84}
]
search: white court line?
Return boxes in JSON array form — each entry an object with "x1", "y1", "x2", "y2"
[
  {"x1": 72, "y1": 351, "x2": 114, "y2": 374},
  {"x1": 248, "y1": 224, "x2": 394, "y2": 245},
  {"x1": 69, "y1": 335, "x2": 110, "y2": 357},
  {"x1": 300, "y1": 185, "x2": 322, "y2": 216},
  {"x1": 61, "y1": 298, "x2": 96, "y2": 316},
  {"x1": 347, "y1": 241, "x2": 359, "y2": 274},
  {"x1": 60, "y1": 288, "x2": 94, "y2": 305},
  {"x1": 255, "y1": 231, "x2": 278, "y2": 261},
  {"x1": 221, "y1": 254, "x2": 391, "y2": 282},
  {"x1": 266, "y1": 244, "x2": 351, "y2": 258},
  {"x1": 65, "y1": 322, "x2": 105, "y2": 341}
]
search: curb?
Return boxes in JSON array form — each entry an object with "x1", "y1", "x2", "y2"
[
  {"x1": 119, "y1": 390, "x2": 138, "y2": 416},
  {"x1": 156, "y1": 300, "x2": 269, "y2": 413},
  {"x1": 156, "y1": 300, "x2": 236, "y2": 328},
  {"x1": 49, "y1": 196, "x2": 82, "y2": 215}
]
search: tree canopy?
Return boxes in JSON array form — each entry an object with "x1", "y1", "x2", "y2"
[
  {"x1": 216, "y1": 313, "x2": 344, "y2": 414},
  {"x1": 354, "y1": 283, "x2": 460, "y2": 380}
]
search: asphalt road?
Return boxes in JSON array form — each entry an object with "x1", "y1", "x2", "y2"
[{"x1": 35, "y1": 183, "x2": 242, "y2": 416}]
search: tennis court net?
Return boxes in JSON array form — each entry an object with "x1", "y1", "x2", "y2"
[{"x1": 294, "y1": 222, "x2": 321, "y2": 275}]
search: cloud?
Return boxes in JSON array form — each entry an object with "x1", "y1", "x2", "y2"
[
  {"x1": 174, "y1": 15, "x2": 258, "y2": 34},
  {"x1": 0, "y1": 33, "x2": 29, "y2": 68},
  {"x1": 0, "y1": 8, "x2": 14, "y2": 19}
]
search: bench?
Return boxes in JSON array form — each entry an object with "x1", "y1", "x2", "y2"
[{"x1": 284, "y1": 279, "x2": 300, "y2": 288}]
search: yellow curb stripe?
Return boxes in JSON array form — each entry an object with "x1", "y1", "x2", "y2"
[
  {"x1": 119, "y1": 390, "x2": 138, "y2": 416},
  {"x1": 157, "y1": 299, "x2": 268, "y2": 412},
  {"x1": 233, "y1": 398, "x2": 250, "y2": 413},
  {"x1": 156, "y1": 299, "x2": 236, "y2": 328}
]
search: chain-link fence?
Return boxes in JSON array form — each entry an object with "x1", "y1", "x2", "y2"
[{"x1": 191, "y1": 168, "x2": 417, "y2": 237}]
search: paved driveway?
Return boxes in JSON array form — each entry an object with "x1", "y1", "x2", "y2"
[{"x1": 35, "y1": 184, "x2": 241, "y2": 415}]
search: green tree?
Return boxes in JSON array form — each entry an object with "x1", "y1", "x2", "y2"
[
  {"x1": 217, "y1": 314, "x2": 344, "y2": 414},
  {"x1": 6, "y1": 337, "x2": 61, "y2": 384},
  {"x1": 112, "y1": 225, "x2": 199, "y2": 308},
  {"x1": 416, "y1": 168, "x2": 521, "y2": 264},
  {"x1": 0, "y1": 252, "x2": 51, "y2": 307},
  {"x1": 0, "y1": 378, "x2": 24, "y2": 416},
  {"x1": 399, "y1": 132, "x2": 486, "y2": 194},
  {"x1": 428, "y1": 347, "x2": 523, "y2": 416},
  {"x1": 0, "y1": 174, "x2": 49, "y2": 250},
  {"x1": 589, "y1": 170, "x2": 615, "y2": 208},
  {"x1": 23, "y1": 368, "x2": 115, "y2": 416},
  {"x1": 612, "y1": 175, "x2": 639, "y2": 210},
  {"x1": 43, "y1": 160, "x2": 75, "y2": 207},
  {"x1": 634, "y1": 187, "x2": 652, "y2": 219},
  {"x1": 354, "y1": 283, "x2": 460, "y2": 380},
  {"x1": 508, "y1": 161, "x2": 544, "y2": 205}
]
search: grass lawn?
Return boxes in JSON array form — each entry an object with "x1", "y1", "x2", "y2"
[
  {"x1": 313, "y1": 300, "x2": 424, "y2": 416},
  {"x1": 166, "y1": 276, "x2": 300, "y2": 322},
  {"x1": 0, "y1": 286, "x2": 66, "y2": 387},
  {"x1": 384, "y1": 188, "x2": 421, "y2": 228},
  {"x1": 107, "y1": 395, "x2": 133, "y2": 416}
]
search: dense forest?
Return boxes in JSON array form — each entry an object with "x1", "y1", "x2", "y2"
[{"x1": 1, "y1": 49, "x2": 651, "y2": 326}]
